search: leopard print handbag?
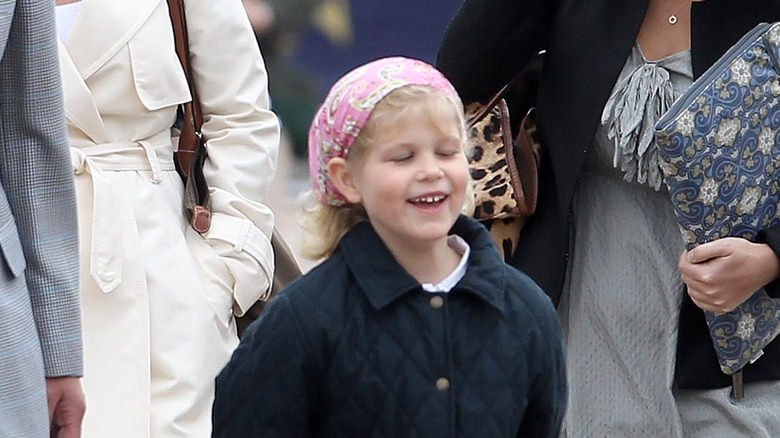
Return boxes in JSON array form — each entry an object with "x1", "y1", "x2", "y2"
[{"x1": 465, "y1": 92, "x2": 541, "y2": 260}]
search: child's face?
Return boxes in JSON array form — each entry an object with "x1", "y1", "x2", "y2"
[{"x1": 342, "y1": 108, "x2": 469, "y2": 250}]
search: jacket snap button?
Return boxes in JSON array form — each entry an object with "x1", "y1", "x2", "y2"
[
  {"x1": 436, "y1": 377, "x2": 450, "y2": 391},
  {"x1": 430, "y1": 295, "x2": 444, "y2": 309}
]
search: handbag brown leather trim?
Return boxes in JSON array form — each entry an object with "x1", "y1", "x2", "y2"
[
  {"x1": 466, "y1": 87, "x2": 541, "y2": 259},
  {"x1": 166, "y1": 0, "x2": 302, "y2": 335},
  {"x1": 467, "y1": 90, "x2": 540, "y2": 221}
]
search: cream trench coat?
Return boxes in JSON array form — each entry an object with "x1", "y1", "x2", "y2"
[{"x1": 58, "y1": 0, "x2": 280, "y2": 436}]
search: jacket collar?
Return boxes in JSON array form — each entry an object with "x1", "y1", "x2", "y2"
[
  {"x1": 62, "y1": 0, "x2": 162, "y2": 80},
  {"x1": 339, "y1": 215, "x2": 507, "y2": 313},
  {"x1": 58, "y1": 42, "x2": 110, "y2": 143}
]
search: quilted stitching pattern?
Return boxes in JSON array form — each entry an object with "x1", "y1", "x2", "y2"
[{"x1": 213, "y1": 216, "x2": 566, "y2": 437}]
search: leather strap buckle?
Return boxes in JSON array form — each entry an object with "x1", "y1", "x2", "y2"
[{"x1": 190, "y1": 205, "x2": 211, "y2": 233}]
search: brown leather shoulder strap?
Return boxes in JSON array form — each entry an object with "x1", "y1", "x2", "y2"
[
  {"x1": 167, "y1": 0, "x2": 203, "y2": 174},
  {"x1": 167, "y1": 0, "x2": 211, "y2": 232}
]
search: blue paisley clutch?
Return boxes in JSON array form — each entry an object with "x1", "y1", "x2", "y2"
[{"x1": 655, "y1": 22, "x2": 780, "y2": 375}]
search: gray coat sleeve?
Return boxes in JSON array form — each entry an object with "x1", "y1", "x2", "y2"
[{"x1": 0, "y1": 0, "x2": 83, "y2": 377}]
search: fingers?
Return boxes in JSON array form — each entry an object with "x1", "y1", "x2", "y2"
[
  {"x1": 50, "y1": 399, "x2": 84, "y2": 438},
  {"x1": 686, "y1": 238, "x2": 733, "y2": 263},
  {"x1": 679, "y1": 239, "x2": 778, "y2": 313},
  {"x1": 685, "y1": 286, "x2": 733, "y2": 314},
  {"x1": 678, "y1": 251, "x2": 713, "y2": 287},
  {"x1": 53, "y1": 422, "x2": 82, "y2": 438},
  {"x1": 46, "y1": 378, "x2": 85, "y2": 438},
  {"x1": 679, "y1": 247, "x2": 738, "y2": 314}
]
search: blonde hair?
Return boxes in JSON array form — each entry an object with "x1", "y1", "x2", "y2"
[{"x1": 299, "y1": 85, "x2": 471, "y2": 261}]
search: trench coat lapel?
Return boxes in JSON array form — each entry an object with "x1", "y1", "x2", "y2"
[
  {"x1": 63, "y1": 0, "x2": 162, "y2": 80},
  {"x1": 58, "y1": 42, "x2": 110, "y2": 143},
  {"x1": 58, "y1": 0, "x2": 162, "y2": 143}
]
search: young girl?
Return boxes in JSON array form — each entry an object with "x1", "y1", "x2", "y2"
[{"x1": 212, "y1": 56, "x2": 566, "y2": 437}]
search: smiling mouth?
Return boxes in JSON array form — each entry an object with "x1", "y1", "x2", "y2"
[{"x1": 409, "y1": 194, "x2": 446, "y2": 204}]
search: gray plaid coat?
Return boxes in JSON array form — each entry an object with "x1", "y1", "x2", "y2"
[{"x1": 0, "y1": 0, "x2": 82, "y2": 436}]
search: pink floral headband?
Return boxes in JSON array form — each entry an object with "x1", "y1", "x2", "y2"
[{"x1": 307, "y1": 56, "x2": 462, "y2": 206}]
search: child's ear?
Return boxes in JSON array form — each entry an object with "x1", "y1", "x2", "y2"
[{"x1": 327, "y1": 157, "x2": 362, "y2": 204}]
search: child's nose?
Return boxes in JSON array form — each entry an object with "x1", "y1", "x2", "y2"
[{"x1": 417, "y1": 155, "x2": 445, "y2": 180}]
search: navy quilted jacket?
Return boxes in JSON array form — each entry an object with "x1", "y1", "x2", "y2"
[{"x1": 213, "y1": 215, "x2": 566, "y2": 437}]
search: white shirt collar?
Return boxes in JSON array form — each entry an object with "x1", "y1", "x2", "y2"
[{"x1": 421, "y1": 235, "x2": 470, "y2": 294}]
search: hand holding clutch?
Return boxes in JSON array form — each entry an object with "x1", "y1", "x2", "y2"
[
  {"x1": 679, "y1": 237, "x2": 780, "y2": 313},
  {"x1": 655, "y1": 22, "x2": 780, "y2": 384}
]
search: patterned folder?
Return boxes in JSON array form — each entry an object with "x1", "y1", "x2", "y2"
[{"x1": 655, "y1": 22, "x2": 780, "y2": 375}]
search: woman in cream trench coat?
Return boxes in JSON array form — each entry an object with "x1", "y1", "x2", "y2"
[{"x1": 55, "y1": 0, "x2": 280, "y2": 436}]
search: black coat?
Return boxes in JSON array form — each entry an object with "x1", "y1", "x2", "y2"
[
  {"x1": 437, "y1": 0, "x2": 780, "y2": 389},
  {"x1": 212, "y1": 216, "x2": 566, "y2": 437}
]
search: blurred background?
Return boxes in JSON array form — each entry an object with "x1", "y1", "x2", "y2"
[{"x1": 243, "y1": 0, "x2": 463, "y2": 271}]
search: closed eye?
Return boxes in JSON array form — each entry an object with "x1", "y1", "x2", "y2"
[
  {"x1": 389, "y1": 153, "x2": 413, "y2": 162},
  {"x1": 436, "y1": 147, "x2": 461, "y2": 158}
]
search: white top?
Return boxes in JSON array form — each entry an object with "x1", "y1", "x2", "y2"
[
  {"x1": 55, "y1": 2, "x2": 82, "y2": 41},
  {"x1": 421, "y1": 235, "x2": 470, "y2": 293}
]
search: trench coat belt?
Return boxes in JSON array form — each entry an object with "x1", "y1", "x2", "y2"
[{"x1": 71, "y1": 131, "x2": 176, "y2": 293}]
